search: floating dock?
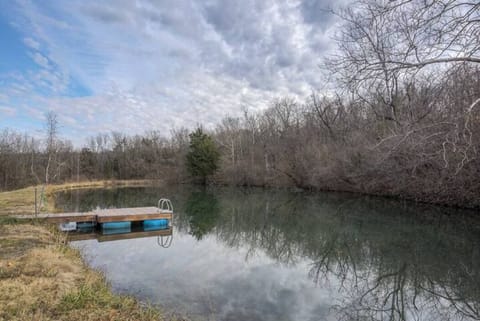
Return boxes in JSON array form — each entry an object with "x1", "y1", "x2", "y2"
[
  {"x1": 14, "y1": 206, "x2": 173, "y2": 224},
  {"x1": 15, "y1": 198, "x2": 174, "y2": 225}
]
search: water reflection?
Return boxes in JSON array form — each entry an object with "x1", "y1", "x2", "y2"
[
  {"x1": 57, "y1": 186, "x2": 480, "y2": 321},
  {"x1": 66, "y1": 226, "x2": 173, "y2": 244},
  {"x1": 185, "y1": 190, "x2": 220, "y2": 240}
]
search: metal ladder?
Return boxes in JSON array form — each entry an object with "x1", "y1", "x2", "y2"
[
  {"x1": 157, "y1": 198, "x2": 173, "y2": 212},
  {"x1": 157, "y1": 198, "x2": 173, "y2": 232}
]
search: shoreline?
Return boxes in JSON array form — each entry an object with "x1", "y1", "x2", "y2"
[
  {"x1": 0, "y1": 221, "x2": 165, "y2": 321},
  {"x1": 0, "y1": 179, "x2": 163, "y2": 216},
  {"x1": 0, "y1": 179, "x2": 478, "y2": 320},
  {"x1": 0, "y1": 180, "x2": 170, "y2": 321},
  {"x1": 209, "y1": 180, "x2": 480, "y2": 210},
  {"x1": 2, "y1": 178, "x2": 479, "y2": 215}
]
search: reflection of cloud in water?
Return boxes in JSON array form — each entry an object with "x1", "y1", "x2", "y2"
[
  {"x1": 65, "y1": 186, "x2": 480, "y2": 321},
  {"x1": 210, "y1": 266, "x2": 334, "y2": 321},
  {"x1": 73, "y1": 232, "x2": 338, "y2": 321}
]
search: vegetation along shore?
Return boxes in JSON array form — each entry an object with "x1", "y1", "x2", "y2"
[{"x1": 0, "y1": 181, "x2": 175, "y2": 321}]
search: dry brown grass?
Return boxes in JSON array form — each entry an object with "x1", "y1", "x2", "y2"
[
  {"x1": 0, "y1": 181, "x2": 176, "y2": 321},
  {"x1": 0, "y1": 223, "x2": 167, "y2": 321},
  {"x1": 0, "y1": 186, "x2": 39, "y2": 215},
  {"x1": 0, "y1": 179, "x2": 160, "y2": 215},
  {"x1": 0, "y1": 224, "x2": 51, "y2": 259}
]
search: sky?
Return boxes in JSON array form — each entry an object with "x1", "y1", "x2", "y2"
[{"x1": 0, "y1": 0, "x2": 340, "y2": 145}]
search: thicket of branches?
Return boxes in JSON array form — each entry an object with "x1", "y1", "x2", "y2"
[
  {"x1": 1, "y1": 0, "x2": 479, "y2": 207},
  {"x1": 212, "y1": 65, "x2": 480, "y2": 207}
]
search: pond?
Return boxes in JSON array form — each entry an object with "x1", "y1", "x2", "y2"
[{"x1": 55, "y1": 186, "x2": 480, "y2": 321}]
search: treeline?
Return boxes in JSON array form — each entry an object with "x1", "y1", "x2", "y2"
[
  {"x1": 205, "y1": 0, "x2": 480, "y2": 208},
  {"x1": 0, "y1": 128, "x2": 188, "y2": 191},
  {"x1": 1, "y1": 64, "x2": 479, "y2": 207},
  {"x1": 212, "y1": 64, "x2": 480, "y2": 207},
  {"x1": 1, "y1": 72, "x2": 479, "y2": 207}
]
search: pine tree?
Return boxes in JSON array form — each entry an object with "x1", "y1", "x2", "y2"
[{"x1": 186, "y1": 128, "x2": 220, "y2": 184}]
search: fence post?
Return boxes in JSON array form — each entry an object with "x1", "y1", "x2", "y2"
[{"x1": 34, "y1": 187, "x2": 38, "y2": 216}]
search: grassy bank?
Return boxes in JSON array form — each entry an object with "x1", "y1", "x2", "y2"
[
  {"x1": 0, "y1": 222, "x2": 166, "y2": 321},
  {"x1": 0, "y1": 179, "x2": 160, "y2": 215},
  {"x1": 0, "y1": 181, "x2": 172, "y2": 321}
]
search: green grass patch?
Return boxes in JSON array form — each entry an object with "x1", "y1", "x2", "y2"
[
  {"x1": 60, "y1": 283, "x2": 112, "y2": 311},
  {"x1": 59, "y1": 281, "x2": 163, "y2": 320},
  {"x1": 0, "y1": 216, "x2": 21, "y2": 225}
]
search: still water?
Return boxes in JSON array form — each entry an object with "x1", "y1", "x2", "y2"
[{"x1": 55, "y1": 186, "x2": 480, "y2": 321}]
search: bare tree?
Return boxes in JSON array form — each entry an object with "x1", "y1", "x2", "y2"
[
  {"x1": 326, "y1": 0, "x2": 480, "y2": 123},
  {"x1": 44, "y1": 111, "x2": 60, "y2": 185}
]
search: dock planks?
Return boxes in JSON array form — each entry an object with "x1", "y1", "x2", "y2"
[
  {"x1": 14, "y1": 212, "x2": 96, "y2": 223},
  {"x1": 14, "y1": 207, "x2": 173, "y2": 224},
  {"x1": 95, "y1": 207, "x2": 172, "y2": 223}
]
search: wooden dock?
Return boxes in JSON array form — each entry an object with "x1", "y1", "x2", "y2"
[
  {"x1": 96, "y1": 207, "x2": 172, "y2": 223},
  {"x1": 14, "y1": 207, "x2": 173, "y2": 224}
]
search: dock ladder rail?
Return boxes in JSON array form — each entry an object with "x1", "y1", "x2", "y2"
[
  {"x1": 158, "y1": 198, "x2": 173, "y2": 228},
  {"x1": 157, "y1": 198, "x2": 173, "y2": 213},
  {"x1": 157, "y1": 233, "x2": 173, "y2": 248}
]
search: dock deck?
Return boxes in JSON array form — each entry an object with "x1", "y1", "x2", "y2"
[
  {"x1": 14, "y1": 207, "x2": 173, "y2": 224},
  {"x1": 95, "y1": 207, "x2": 172, "y2": 223}
]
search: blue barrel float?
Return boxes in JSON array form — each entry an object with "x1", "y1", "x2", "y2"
[
  {"x1": 101, "y1": 221, "x2": 131, "y2": 235},
  {"x1": 143, "y1": 219, "x2": 169, "y2": 231},
  {"x1": 77, "y1": 222, "x2": 95, "y2": 232}
]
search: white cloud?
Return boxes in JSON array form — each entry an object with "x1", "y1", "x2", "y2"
[
  {"x1": 23, "y1": 37, "x2": 40, "y2": 49},
  {"x1": 2, "y1": 0, "x2": 341, "y2": 145},
  {"x1": 30, "y1": 51, "x2": 49, "y2": 68},
  {"x1": 35, "y1": 70, "x2": 275, "y2": 140}
]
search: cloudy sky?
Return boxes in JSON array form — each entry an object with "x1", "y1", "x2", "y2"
[{"x1": 0, "y1": 0, "x2": 340, "y2": 145}]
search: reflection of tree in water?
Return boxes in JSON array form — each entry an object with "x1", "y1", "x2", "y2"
[
  {"x1": 303, "y1": 201, "x2": 480, "y2": 321},
  {"x1": 177, "y1": 190, "x2": 480, "y2": 321},
  {"x1": 58, "y1": 186, "x2": 480, "y2": 320},
  {"x1": 184, "y1": 190, "x2": 220, "y2": 240},
  {"x1": 55, "y1": 186, "x2": 178, "y2": 212},
  {"x1": 314, "y1": 251, "x2": 480, "y2": 321}
]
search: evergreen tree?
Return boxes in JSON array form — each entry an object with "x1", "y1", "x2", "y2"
[{"x1": 186, "y1": 128, "x2": 220, "y2": 184}]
